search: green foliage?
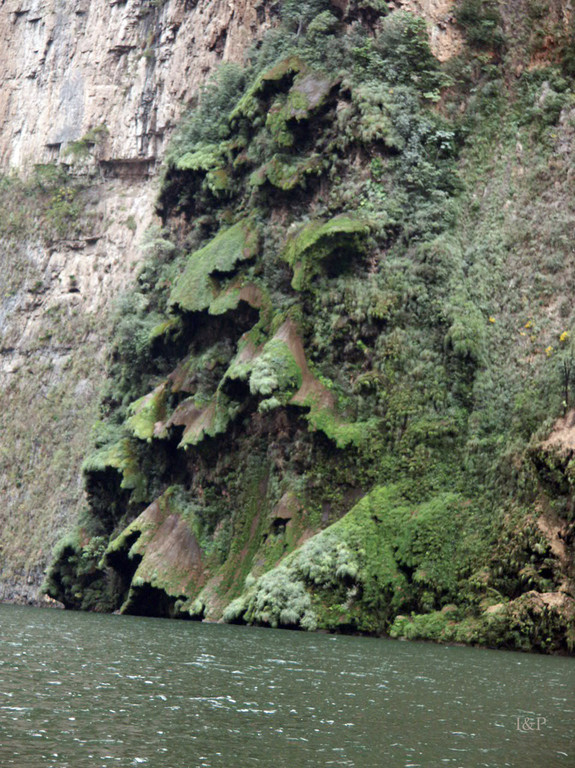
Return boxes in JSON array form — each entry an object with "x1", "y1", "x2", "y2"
[
  {"x1": 82, "y1": 436, "x2": 146, "y2": 498},
  {"x1": 454, "y1": 0, "x2": 505, "y2": 51},
  {"x1": 306, "y1": 405, "x2": 378, "y2": 449},
  {"x1": 46, "y1": 1, "x2": 575, "y2": 653},
  {"x1": 283, "y1": 216, "x2": 371, "y2": 289},
  {"x1": 0, "y1": 164, "x2": 88, "y2": 241},
  {"x1": 107, "y1": 291, "x2": 165, "y2": 404},
  {"x1": 169, "y1": 218, "x2": 260, "y2": 312},
  {"x1": 243, "y1": 566, "x2": 317, "y2": 629},
  {"x1": 167, "y1": 64, "x2": 246, "y2": 162},
  {"x1": 226, "y1": 485, "x2": 488, "y2": 633},
  {"x1": 353, "y1": 12, "x2": 449, "y2": 94},
  {"x1": 127, "y1": 384, "x2": 167, "y2": 441},
  {"x1": 280, "y1": 0, "x2": 332, "y2": 33},
  {"x1": 43, "y1": 530, "x2": 117, "y2": 612},
  {"x1": 445, "y1": 295, "x2": 486, "y2": 363},
  {"x1": 249, "y1": 338, "x2": 303, "y2": 400},
  {"x1": 64, "y1": 124, "x2": 109, "y2": 160},
  {"x1": 390, "y1": 596, "x2": 574, "y2": 654}
]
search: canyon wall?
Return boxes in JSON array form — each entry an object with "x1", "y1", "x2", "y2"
[
  {"x1": 3, "y1": 0, "x2": 573, "y2": 654},
  {"x1": 0, "y1": 0, "x2": 463, "y2": 603},
  {"x1": 0, "y1": 0, "x2": 275, "y2": 601}
]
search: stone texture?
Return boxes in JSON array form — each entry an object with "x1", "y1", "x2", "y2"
[
  {"x1": 392, "y1": 0, "x2": 463, "y2": 61},
  {"x1": 0, "y1": 0, "x2": 274, "y2": 168}
]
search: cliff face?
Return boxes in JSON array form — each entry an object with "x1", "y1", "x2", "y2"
[
  {"x1": 0, "y1": 0, "x2": 272, "y2": 167},
  {"x1": 0, "y1": 0, "x2": 464, "y2": 604},
  {"x1": 2, "y1": 0, "x2": 574, "y2": 653},
  {"x1": 38, "y1": 0, "x2": 575, "y2": 652},
  {"x1": 0, "y1": 0, "x2": 274, "y2": 602}
]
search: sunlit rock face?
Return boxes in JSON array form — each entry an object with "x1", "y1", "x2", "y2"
[{"x1": 0, "y1": 0, "x2": 274, "y2": 167}]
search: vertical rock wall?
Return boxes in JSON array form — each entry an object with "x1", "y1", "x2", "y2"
[
  {"x1": 0, "y1": 0, "x2": 274, "y2": 602},
  {"x1": 0, "y1": 0, "x2": 272, "y2": 167},
  {"x1": 0, "y1": 0, "x2": 466, "y2": 602}
]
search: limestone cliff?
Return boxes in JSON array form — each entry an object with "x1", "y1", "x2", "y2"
[
  {"x1": 0, "y1": 0, "x2": 274, "y2": 167},
  {"x1": 39, "y1": 0, "x2": 575, "y2": 652},
  {"x1": 2, "y1": 0, "x2": 574, "y2": 654},
  {"x1": 0, "y1": 0, "x2": 274, "y2": 601},
  {"x1": 0, "y1": 0, "x2": 464, "y2": 604}
]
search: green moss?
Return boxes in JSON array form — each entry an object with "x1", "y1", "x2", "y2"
[
  {"x1": 264, "y1": 71, "x2": 333, "y2": 148},
  {"x1": 205, "y1": 167, "x2": 232, "y2": 194},
  {"x1": 148, "y1": 316, "x2": 182, "y2": 342},
  {"x1": 45, "y1": 1, "x2": 575, "y2": 654},
  {"x1": 283, "y1": 215, "x2": 371, "y2": 289},
  {"x1": 126, "y1": 384, "x2": 168, "y2": 441},
  {"x1": 306, "y1": 405, "x2": 378, "y2": 449},
  {"x1": 265, "y1": 101, "x2": 295, "y2": 148},
  {"x1": 44, "y1": 530, "x2": 116, "y2": 612},
  {"x1": 250, "y1": 338, "x2": 303, "y2": 400},
  {"x1": 207, "y1": 286, "x2": 242, "y2": 316},
  {"x1": 224, "y1": 485, "x2": 490, "y2": 634},
  {"x1": 218, "y1": 457, "x2": 273, "y2": 600},
  {"x1": 223, "y1": 329, "x2": 304, "y2": 409},
  {"x1": 82, "y1": 437, "x2": 146, "y2": 499},
  {"x1": 175, "y1": 142, "x2": 223, "y2": 172},
  {"x1": 104, "y1": 488, "x2": 204, "y2": 613},
  {"x1": 252, "y1": 153, "x2": 324, "y2": 191},
  {"x1": 169, "y1": 217, "x2": 260, "y2": 313},
  {"x1": 229, "y1": 56, "x2": 306, "y2": 124},
  {"x1": 178, "y1": 391, "x2": 239, "y2": 447},
  {"x1": 286, "y1": 72, "x2": 333, "y2": 118},
  {"x1": 174, "y1": 140, "x2": 234, "y2": 196}
]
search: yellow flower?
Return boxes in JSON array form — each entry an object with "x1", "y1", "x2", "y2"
[
  {"x1": 560, "y1": 331, "x2": 570, "y2": 343},
  {"x1": 489, "y1": 316, "x2": 496, "y2": 323},
  {"x1": 524, "y1": 320, "x2": 533, "y2": 329},
  {"x1": 545, "y1": 346, "x2": 554, "y2": 357}
]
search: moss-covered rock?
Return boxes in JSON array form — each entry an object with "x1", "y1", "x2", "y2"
[
  {"x1": 127, "y1": 383, "x2": 168, "y2": 441},
  {"x1": 283, "y1": 215, "x2": 371, "y2": 289},
  {"x1": 82, "y1": 436, "x2": 147, "y2": 502},
  {"x1": 229, "y1": 56, "x2": 306, "y2": 124},
  {"x1": 170, "y1": 391, "x2": 240, "y2": 447},
  {"x1": 223, "y1": 485, "x2": 486, "y2": 633},
  {"x1": 223, "y1": 484, "x2": 574, "y2": 650},
  {"x1": 224, "y1": 322, "x2": 304, "y2": 409},
  {"x1": 251, "y1": 153, "x2": 324, "y2": 191},
  {"x1": 45, "y1": 5, "x2": 575, "y2": 655},
  {"x1": 169, "y1": 217, "x2": 260, "y2": 313},
  {"x1": 104, "y1": 490, "x2": 206, "y2": 617}
]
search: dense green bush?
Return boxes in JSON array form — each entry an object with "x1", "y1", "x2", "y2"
[{"x1": 454, "y1": 0, "x2": 505, "y2": 51}]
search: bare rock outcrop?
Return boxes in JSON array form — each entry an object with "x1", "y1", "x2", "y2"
[{"x1": 0, "y1": 0, "x2": 274, "y2": 168}]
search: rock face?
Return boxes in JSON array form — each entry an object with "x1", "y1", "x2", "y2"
[
  {"x1": 0, "y1": 0, "x2": 273, "y2": 167},
  {"x1": 38, "y1": 0, "x2": 575, "y2": 653},
  {"x1": 392, "y1": 0, "x2": 463, "y2": 60},
  {"x1": 0, "y1": 0, "x2": 275, "y2": 602},
  {"x1": 4, "y1": 0, "x2": 572, "y2": 654},
  {"x1": 0, "y1": 0, "x2": 466, "y2": 604}
]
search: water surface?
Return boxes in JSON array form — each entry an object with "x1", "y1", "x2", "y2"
[{"x1": 0, "y1": 604, "x2": 572, "y2": 767}]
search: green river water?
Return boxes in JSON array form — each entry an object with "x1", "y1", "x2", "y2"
[{"x1": 0, "y1": 603, "x2": 572, "y2": 767}]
